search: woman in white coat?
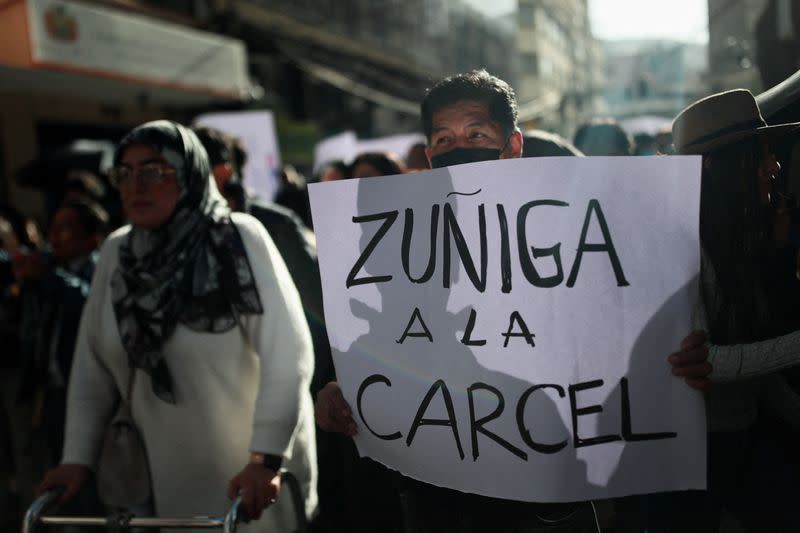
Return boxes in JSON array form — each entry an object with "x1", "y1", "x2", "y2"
[{"x1": 37, "y1": 120, "x2": 317, "y2": 532}]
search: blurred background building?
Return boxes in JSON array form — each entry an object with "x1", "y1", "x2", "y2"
[
  {"x1": 603, "y1": 40, "x2": 708, "y2": 127},
  {"x1": 708, "y1": 0, "x2": 767, "y2": 92},
  {"x1": 515, "y1": 0, "x2": 606, "y2": 137},
  {"x1": 708, "y1": 0, "x2": 799, "y2": 93}
]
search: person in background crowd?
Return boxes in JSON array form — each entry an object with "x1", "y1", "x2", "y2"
[
  {"x1": 314, "y1": 70, "x2": 599, "y2": 533},
  {"x1": 193, "y1": 126, "x2": 332, "y2": 398},
  {"x1": 318, "y1": 160, "x2": 350, "y2": 182},
  {"x1": 0, "y1": 206, "x2": 41, "y2": 531},
  {"x1": 313, "y1": 149, "x2": 407, "y2": 532},
  {"x1": 63, "y1": 170, "x2": 106, "y2": 203},
  {"x1": 405, "y1": 142, "x2": 431, "y2": 171},
  {"x1": 36, "y1": 121, "x2": 317, "y2": 532},
  {"x1": 15, "y1": 198, "x2": 109, "y2": 467},
  {"x1": 522, "y1": 129, "x2": 584, "y2": 157},
  {"x1": 275, "y1": 165, "x2": 313, "y2": 228},
  {"x1": 573, "y1": 118, "x2": 633, "y2": 156},
  {"x1": 633, "y1": 133, "x2": 656, "y2": 155},
  {"x1": 350, "y1": 151, "x2": 405, "y2": 179},
  {"x1": 655, "y1": 128, "x2": 675, "y2": 155},
  {"x1": 660, "y1": 89, "x2": 800, "y2": 532}
]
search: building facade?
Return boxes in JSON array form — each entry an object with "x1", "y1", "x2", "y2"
[
  {"x1": 0, "y1": 0, "x2": 253, "y2": 214},
  {"x1": 707, "y1": 0, "x2": 767, "y2": 92},
  {"x1": 516, "y1": 0, "x2": 605, "y2": 137},
  {"x1": 603, "y1": 40, "x2": 709, "y2": 123},
  {"x1": 185, "y1": 0, "x2": 516, "y2": 137}
]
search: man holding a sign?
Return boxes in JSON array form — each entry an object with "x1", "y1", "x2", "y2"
[{"x1": 312, "y1": 71, "x2": 703, "y2": 532}]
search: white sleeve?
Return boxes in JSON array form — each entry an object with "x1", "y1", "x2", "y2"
[
  {"x1": 60, "y1": 241, "x2": 120, "y2": 467},
  {"x1": 708, "y1": 329, "x2": 800, "y2": 382},
  {"x1": 692, "y1": 247, "x2": 800, "y2": 382},
  {"x1": 236, "y1": 214, "x2": 314, "y2": 459}
]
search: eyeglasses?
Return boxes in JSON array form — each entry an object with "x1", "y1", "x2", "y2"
[{"x1": 109, "y1": 164, "x2": 176, "y2": 188}]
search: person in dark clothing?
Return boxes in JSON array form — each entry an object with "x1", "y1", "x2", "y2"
[
  {"x1": 16, "y1": 198, "x2": 108, "y2": 466},
  {"x1": 0, "y1": 207, "x2": 40, "y2": 531},
  {"x1": 275, "y1": 165, "x2": 314, "y2": 229},
  {"x1": 193, "y1": 126, "x2": 333, "y2": 398},
  {"x1": 314, "y1": 70, "x2": 599, "y2": 533}
]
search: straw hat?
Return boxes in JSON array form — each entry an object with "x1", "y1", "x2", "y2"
[{"x1": 672, "y1": 89, "x2": 800, "y2": 155}]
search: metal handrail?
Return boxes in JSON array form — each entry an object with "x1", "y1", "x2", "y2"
[{"x1": 280, "y1": 470, "x2": 307, "y2": 533}]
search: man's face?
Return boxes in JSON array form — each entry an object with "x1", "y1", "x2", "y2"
[
  {"x1": 118, "y1": 143, "x2": 180, "y2": 230},
  {"x1": 425, "y1": 100, "x2": 522, "y2": 164}
]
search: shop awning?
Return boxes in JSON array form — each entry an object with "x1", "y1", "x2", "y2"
[{"x1": 0, "y1": 0, "x2": 256, "y2": 106}]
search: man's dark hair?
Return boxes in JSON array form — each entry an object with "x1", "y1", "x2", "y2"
[
  {"x1": 59, "y1": 197, "x2": 109, "y2": 237},
  {"x1": 192, "y1": 126, "x2": 234, "y2": 167},
  {"x1": 421, "y1": 69, "x2": 518, "y2": 142}
]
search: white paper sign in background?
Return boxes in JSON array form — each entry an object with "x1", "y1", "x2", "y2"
[
  {"x1": 196, "y1": 111, "x2": 282, "y2": 201},
  {"x1": 309, "y1": 156, "x2": 705, "y2": 502},
  {"x1": 312, "y1": 131, "x2": 426, "y2": 174}
]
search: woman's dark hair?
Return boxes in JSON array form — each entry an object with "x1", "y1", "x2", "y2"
[
  {"x1": 421, "y1": 70, "x2": 518, "y2": 142},
  {"x1": 699, "y1": 136, "x2": 786, "y2": 344},
  {"x1": 351, "y1": 152, "x2": 405, "y2": 177}
]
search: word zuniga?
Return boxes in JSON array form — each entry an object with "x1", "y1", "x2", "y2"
[{"x1": 347, "y1": 198, "x2": 629, "y2": 292}]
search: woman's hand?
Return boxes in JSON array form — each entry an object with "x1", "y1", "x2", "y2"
[
  {"x1": 314, "y1": 381, "x2": 357, "y2": 436},
  {"x1": 36, "y1": 464, "x2": 89, "y2": 503},
  {"x1": 668, "y1": 330, "x2": 712, "y2": 391},
  {"x1": 227, "y1": 463, "x2": 280, "y2": 521}
]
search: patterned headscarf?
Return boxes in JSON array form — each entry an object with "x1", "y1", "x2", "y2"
[{"x1": 111, "y1": 120, "x2": 263, "y2": 403}]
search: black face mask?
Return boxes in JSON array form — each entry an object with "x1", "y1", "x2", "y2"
[
  {"x1": 429, "y1": 134, "x2": 513, "y2": 169},
  {"x1": 429, "y1": 147, "x2": 501, "y2": 169}
]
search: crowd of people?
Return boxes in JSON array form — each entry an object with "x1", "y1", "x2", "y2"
[{"x1": 0, "y1": 68, "x2": 799, "y2": 533}]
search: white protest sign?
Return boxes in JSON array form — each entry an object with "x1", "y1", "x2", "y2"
[
  {"x1": 309, "y1": 156, "x2": 705, "y2": 502},
  {"x1": 195, "y1": 111, "x2": 281, "y2": 201}
]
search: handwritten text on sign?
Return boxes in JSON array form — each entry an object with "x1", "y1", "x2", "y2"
[{"x1": 309, "y1": 156, "x2": 706, "y2": 502}]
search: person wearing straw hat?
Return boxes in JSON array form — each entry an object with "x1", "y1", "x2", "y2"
[{"x1": 656, "y1": 89, "x2": 800, "y2": 531}]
